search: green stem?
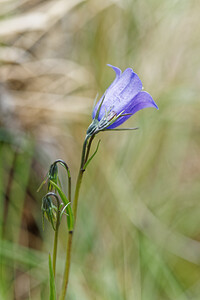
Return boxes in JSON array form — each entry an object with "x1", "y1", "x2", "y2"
[
  {"x1": 84, "y1": 135, "x2": 95, "y2": 165},
  {"x1": 59, "y1": 136, "x2": 91, "y2": 300},
  {"x1": 68, "y1": 175, "x2": 71, "y2": 203},
  {"x1": 59, "y1": 231, "x2": 73, "y2": 300},
  {"x1": 72, "y1": 169, "x2": 84, "y2": 224},
  {"x1": 53, "y1": 196, "x2": 60, "y2": 276}
]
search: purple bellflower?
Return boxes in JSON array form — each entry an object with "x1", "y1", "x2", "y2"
[{"x1": 87, "y1": 64, "x2": 158, "y2": 136}]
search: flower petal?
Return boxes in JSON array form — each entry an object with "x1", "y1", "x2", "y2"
[
  {"x1": 107, "y1": 64, "x2": 122, "y2": 84},
  {"x1": 92, "y1": 65, "x2": 122, "y2": 119},
  {"x1": 107, "y1": 91, "x2": 158, "y2": 129},
  {"x1": 107, "y1": 68, "x2": 142, "y2": 98},
  {"x1": 100, "y1": 68, "x2": 143, "y2": 117},
  {"x1": 128, "y1": 91, "x2": 159, "y2": 113},
  {"x1": 104, "y1": 65, "x2": 123, "y2": 96}
]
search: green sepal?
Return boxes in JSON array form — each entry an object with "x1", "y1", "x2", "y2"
[
  {"x1": 105, "y1": 127, "x2": 139, "y2": 131},
  {"x1": 94, "y1": 94, "x2": 105, "y2": 120},
  {"x1": 92, "y1": 93, "x2": 99, "y2": 113}
]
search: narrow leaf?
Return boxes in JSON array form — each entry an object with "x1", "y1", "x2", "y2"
[
  {"x1": 37, "y1": 175, "x2": 48, "y2": 192},
  {"x1": 83, "y1": 140, "x2": 101, "y2": 170},
  {"x1": 57, "y1": 176, "x2": 62, "y2": 188},
  {"x1": 60, "y1": 204, "x2": 70, "y2": 220}
]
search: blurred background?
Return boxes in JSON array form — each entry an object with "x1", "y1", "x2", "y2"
[{"x1": 0, "y1": 0, "x2": 200, "y2": 299}]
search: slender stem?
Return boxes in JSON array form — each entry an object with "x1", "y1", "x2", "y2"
[
  {"x1": 68, "y1": 176, "x2": 71, "y2": 204},
  {"x1": 59, "y1": 135, "x2": 91, "y2": 300},
  {"x1": 45, "y1": 192, "x2": 60, "y2": 277},
  {"x1": 80, "y1": 136, "x2": 90, "y2": 169},
  {"x1": 59, "y1": 231, "x2": 73, "y2": 300},
  {"x1": 84, "y1": 135, "x2": 95, "y2": 165},
  {"x1": 53, "y1": 204, "x2": 60, "y2": 276},
  {"x1": 72, "y1": 169, "x2": 84, "y2": 223}
]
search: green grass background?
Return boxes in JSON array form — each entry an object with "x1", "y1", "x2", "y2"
[{"x1": 0, "y1": 0, "x2": 200, "y2": 299}]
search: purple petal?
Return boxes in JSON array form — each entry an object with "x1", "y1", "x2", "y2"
[
  {"x1": 106, "y1": 68, "x2": 142, "y2": 100},
  {"x1": 92, "y1": 65, "x2": 122, "y2": 119},
  {"x1": 104, "y1": 65, "x2": 122, "y2": 94},
  {"x1": 128, "y1": 91, "x2": 159, "y2": 113},
  {"x1": 99, "y1": 68, "x2": 143, "y2": 117},
  {"x1": 108, "y1": 91, "x2": 158, "y2": 129},
  {"x1": 116, "y1": 70, "x2": 143, "y2": 110},
  {"x1": 107, "y1": 64, "x2": 122, "y2": 84}
]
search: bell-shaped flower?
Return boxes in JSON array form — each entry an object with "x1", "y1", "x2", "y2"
[{"x1": 90, "y1": 64, "x2": 158, "y2": 132}]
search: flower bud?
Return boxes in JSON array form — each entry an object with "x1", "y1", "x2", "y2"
[
  {"x1": 41, "y1": 195, "x2": 56, "y2": 230},
  {"x1": 48, "y1": 163, "x2": 58, "y2": 191}
]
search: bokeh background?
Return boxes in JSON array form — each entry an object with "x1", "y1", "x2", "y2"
[{"x1": 0, "y1": 0, "x2": 200, "y2": 299}]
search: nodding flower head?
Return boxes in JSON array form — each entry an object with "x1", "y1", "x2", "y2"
[
  {"x1": 88, "y1": 64, "x2": 158, "y2": 134},
  {"x1": 41, "y1": 195, "x2": 57, "y2": 230},
  {"x1": 48, "y1": 163, "x2": 58, "y2": 191}
]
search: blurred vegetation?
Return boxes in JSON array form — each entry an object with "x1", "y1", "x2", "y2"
[{"x1": 0, "y1": 0, "x2": 200, "y2": 299}]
